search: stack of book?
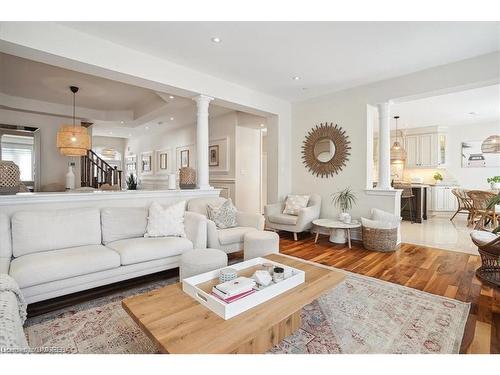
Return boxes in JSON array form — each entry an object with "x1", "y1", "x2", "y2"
[{"x1": 212, "y1": 276, "x2": 256, "y2": 303}]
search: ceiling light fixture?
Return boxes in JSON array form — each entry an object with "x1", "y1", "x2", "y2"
[
  {"x1": 145, "y1": 126, "x2": 149, "y2": 130},
  {"x1": 390, "y1": 115, "x2": 406, "y2": 164},
  {"x1": 170, "y1": 117, "x2": 174, "y2": 121},
  {"x1": 56, "y1": 86, "x2": 90, "y2": 157},
  {"x1": 169, "y1": 95, "x2": 174, "y2": 99},
  {"x1": 292, "y1": 76, "x2": 300, "y2": 81},
  {"x1": 211, "y1": 37, "x2": 221, "y2": 43},
  {"x1": 120, "y1": 121, "x2": 124, "y2": 124}
]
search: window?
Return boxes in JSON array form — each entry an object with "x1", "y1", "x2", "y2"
[{"x1": 1, "y1": 134, "x2": 35, "y2": 182}]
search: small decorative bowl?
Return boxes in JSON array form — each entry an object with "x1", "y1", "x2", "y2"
[{"x1": 219, "y1": 268, "x2": 237, "y2": 283}]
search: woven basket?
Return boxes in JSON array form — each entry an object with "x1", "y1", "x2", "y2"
[
  {"x1": 0, "y1": 161, "x2": 21, "y2": 194},
  {"x1": 362, "y1": 226, "x2": 398, "y2": 252},
  {"x1": 179, "y1": 167, "x2": 196, "y2": 189}
]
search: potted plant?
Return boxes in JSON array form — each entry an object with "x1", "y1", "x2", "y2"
[
  {"x1": 487, "y1": 176, "x2": 500, "y2": 190},
  {"x1": 126, "y1": 174, "x2": 137, "y2": 190},
  {"x1": 331, "y1": 187, "x2": 357, "y2": 223},
  {"x1": 433, "y1": 172, "x2": 443, "y2": 185}
]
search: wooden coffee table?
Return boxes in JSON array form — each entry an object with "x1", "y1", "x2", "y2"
[{"x1": 122, "y1": 254, "x2": 345, "y2": 354}]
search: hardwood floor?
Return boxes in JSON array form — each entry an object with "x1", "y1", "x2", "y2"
[{"x1": 278, "y1": 232, "x2": 499, "y2": 354}]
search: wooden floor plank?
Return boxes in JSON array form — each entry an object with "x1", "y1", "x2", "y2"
[{"x1": 279, "y1": 233, "x2": 497, "y2": 354}]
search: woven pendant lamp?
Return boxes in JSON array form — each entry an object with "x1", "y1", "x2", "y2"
[
  {"x1": 56, "y1": 86, "x2": 90, "y2": 157},
  {"x1": 390, "y1": 115, "x2": 406, "y2": 164},
  {"x1": 481, "y1": 135, "x2": 500, "y2": 154}
]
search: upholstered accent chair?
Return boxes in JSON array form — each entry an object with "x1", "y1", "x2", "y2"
[
  {"x1": 264, "y1": 194, "x2": 321, "y2": 240},
  {"x1": 187, "y1": 197, "x2": 265, "y2": 254}
]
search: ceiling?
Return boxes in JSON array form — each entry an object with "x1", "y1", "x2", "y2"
[
  {"x1": 392, "y1": 84, "x2": 500, "y2": 129},
  {"x1": 0, "y1": 52, "x2": 235, "y2": 138},
  {"x1": 61, "y1": 22, "x2": 500, "y2": 101},
  {"x1": 0, "y1": 52, "x2": 160, "y2": 111}
]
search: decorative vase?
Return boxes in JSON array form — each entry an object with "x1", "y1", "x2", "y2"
[
  {"x1": 179, "y1": 167, "x2": 196, "y2": 189},
  {"x1": 65, "y1": 162, "x2": 76, "y2": 190},
  {"x1": 338, "y1": 212, "x2": 350, "y2": 223}
]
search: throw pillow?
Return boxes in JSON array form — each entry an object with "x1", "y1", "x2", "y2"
[
  {"x1": 371, "y1": 208, "x2": 401, "y2": 227},
  {"x1": 145, "y1": 201, "x2": 186, "y2": 238},
  {"x1": 361, "y1": 217, "x2": 398, "y2": 230},
  {"x1": 283, "y1": 194, "x2": 310, "y2": 216},
  {"x1": 207, "y1": 199, "x2": 238, "y2": 229}
]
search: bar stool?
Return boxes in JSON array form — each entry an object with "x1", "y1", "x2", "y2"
[{"x1": 394, "y1": 182, "x2": 416, "y2": 223}]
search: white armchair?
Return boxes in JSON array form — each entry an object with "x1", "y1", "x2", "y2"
[
  {"x1": 187, "y1": 197, "x2": 264, "y2": 253},
  {"x1": 264, "y1": 194, "x2": 321, "y2": 240}
]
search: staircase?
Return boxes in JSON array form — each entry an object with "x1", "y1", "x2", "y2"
[{"x1": 80, "y1": 149, "x2": 122, "y2": 189}]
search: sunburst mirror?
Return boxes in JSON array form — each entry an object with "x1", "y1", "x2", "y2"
[{"x1": 301, "y1": 123, "x2": 351, "y2": 178}]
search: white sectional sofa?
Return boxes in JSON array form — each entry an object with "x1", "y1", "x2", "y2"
[{"x1": 0, "y1": 206, "x2": 207, "y2": 304}]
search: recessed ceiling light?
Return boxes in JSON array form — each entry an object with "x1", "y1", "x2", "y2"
[
  {"x1": 292, "y1": 76, "x2": 300, "y2": 81},
  {"x1": 211, "y1": 37, "x2": 221, "y2": 43},
  {"x1": 145, "y1": 126, "x2": 149, "y2": 130},
  {"x1": 120, "y1": 121, "x2": 124, "y2": 124},
  {"x1": 169, "y1": 95, "x2": 174, "y2": 99},
  {"x1": 170, "y1": 117, "x2": 174, "y2": 121}
]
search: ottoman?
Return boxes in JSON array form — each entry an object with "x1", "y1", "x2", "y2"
[
  {"x1": 180, "y1": 248, "x2": 228, "y2": 280},
  {"x1": 243, "y1": 230, "x2": 280, "y2": 260}
]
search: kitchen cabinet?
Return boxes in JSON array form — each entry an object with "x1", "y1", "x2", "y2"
[
  {"x1": 429, "y1": 186, "x2": 458, "y2": 212},
  {"x1": 404, "y1": 132, "x2": 447, "y2": 169}
]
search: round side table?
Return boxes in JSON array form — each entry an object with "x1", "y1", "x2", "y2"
[{"x1": 312, "y1": 219, "x2": 361, "y2": 248}]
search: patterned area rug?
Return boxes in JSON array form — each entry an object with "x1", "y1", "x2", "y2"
[{"x1": 24, "y1": 271, "x2": 470, "y2": 354}]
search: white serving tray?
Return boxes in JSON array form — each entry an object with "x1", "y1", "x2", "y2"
[{"x1": 182, "y1": 257, "x2": 305, "y2": 320}]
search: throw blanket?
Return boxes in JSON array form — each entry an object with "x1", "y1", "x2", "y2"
[
  {"x1": 0, "y1": 274, "x2": 29, "y2": 351},
  {"x1": 0, "y1": 274, "x2": 27, "y2": 323}
]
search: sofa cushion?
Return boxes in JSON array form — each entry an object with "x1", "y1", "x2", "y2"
[
  {"x1": 207, "y1": 199, "x2": 238, "y2": 229},
  {"x1": 218, "y1": 227, "x2": 257, "y2": 246},
  {"x1": 145, "y1": 201, "x2": 186, "y2": 238},
  {"x1": 101, "y1": 207, "x2": 148, "y2": 244},
  {"x1": 471, "y1": 230, "x2": 497, "y2": 246},
  {"x1": 267, "y1": 213, "x2": 298, "y2": 225},
  {"x1": 9, "y1": 245, "x2": 120, "y2": 289},
  {"x1": 283, "y1": 195, "x2": 310, "y2": 216},
  {"x1": 11, "y1": 208, "x2": 101, "y2": 257},
  {"x1": 106, "y1": 237, "x2": 193, "y2": 265},
  {"x1": 187, "y1": 197, "x2": 226, "y2": 216}
]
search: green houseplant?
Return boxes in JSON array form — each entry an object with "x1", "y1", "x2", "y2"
[
  {"x1": 433, "y1": 172, "x2": 443, "y2": 184},
  {"x1": 126, "y1": 174, "x2": 137, "y2": 190},
  {"x1": 331, "y1": 187, "x2": 357, "y2": 223},
  {"x1": 487, "y1": 176, "x2": 500, "y2": 190}
]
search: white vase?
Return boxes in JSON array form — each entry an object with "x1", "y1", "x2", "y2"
[
  {"x1": 65, "y1": 164, "x2": 75, "y2": 190},
  {"x1": 338, "y1": 212, "x2": 350, "y2": 223}
]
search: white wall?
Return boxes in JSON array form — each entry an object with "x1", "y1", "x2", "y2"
[
  {"x1": 403, "y1": 121, "x2": 500, "y2": 189},
  {"x1": 0, "y1": 108, "x2": 79, "y2": 190},
  {"x1": 291, "y1": 52, "x2": 500, "y2": 220},
  {"x1": 235, "y1": 123, "x2": 262, "y2": 214},
  {"x1": 92, "y1": 135, "x2": 126, "y2": 168}
]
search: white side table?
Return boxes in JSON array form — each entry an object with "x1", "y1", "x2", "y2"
[{"x1": 312, "y1": 219, "x2": 361, "y2": 248}]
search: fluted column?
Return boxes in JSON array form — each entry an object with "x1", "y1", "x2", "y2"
[
  {"x1": 377, "y1": 102, "x2": 392, "y2": 190},
  {"x1": 193, "y1": 95, "x2": 214, "y2": 189}
]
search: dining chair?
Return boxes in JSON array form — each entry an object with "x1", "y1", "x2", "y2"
[
  {"x1": 467, "y1": 190, "x2": 498, "y2": 230},
  {"x1": 450, "y1": 188, "x2": 474, "y2": 224}
]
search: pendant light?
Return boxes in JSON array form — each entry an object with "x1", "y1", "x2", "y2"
[
  {"x1": 481, "y1": 135, "x2": 500, "y2": 154},
  {"x1": 56, "y1": 86, "x2": 90, "y2": 156},
  {"x1": 390, "y1": 115, "x2": 406, "y2": 164}
]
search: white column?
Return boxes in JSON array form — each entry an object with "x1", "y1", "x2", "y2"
[
  {"x1": 377, "y1": 102, "x2": 392, "y2": 190},
  {"x1": 193, "y1": 94, "x2": 214, "y2": 190}
]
